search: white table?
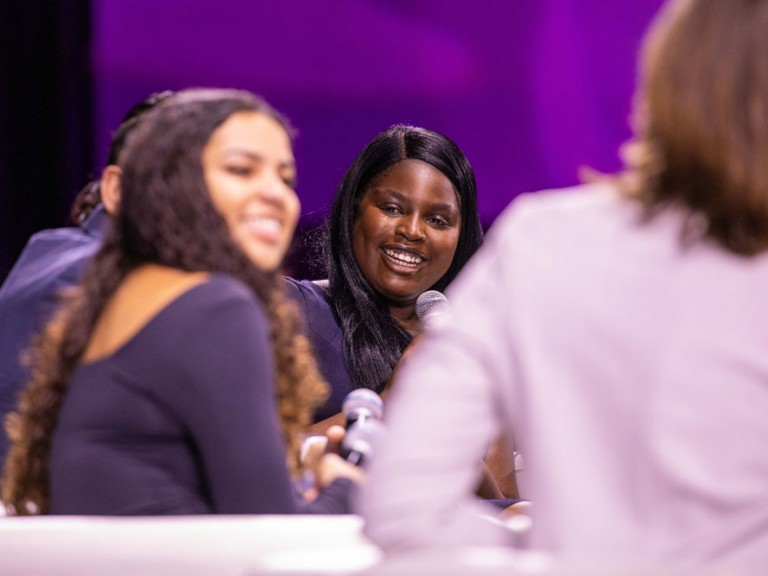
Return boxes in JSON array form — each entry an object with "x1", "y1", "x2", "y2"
[{"x1": 0, "y1": 514, "x2": 381, "y2": 575}]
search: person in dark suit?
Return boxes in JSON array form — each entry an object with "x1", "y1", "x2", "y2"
[{"x1": 0, "y1": 92, "x2": 170, "y2": 467}]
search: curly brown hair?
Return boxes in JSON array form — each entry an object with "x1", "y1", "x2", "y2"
[{"x1": 2, "y1": 89, "x2": 328, "y2": 514}]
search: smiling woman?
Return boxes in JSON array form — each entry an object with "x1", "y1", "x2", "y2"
[
  {"x1": 351, "y1": 159, "x2": 462, "y2": 333},
  {"x1": 2, "y1": 88, "x2": 361, "y2": 516},
  {"x1": 286, "y1": 127, "x2": 526, "y2": 506},
  {"x1": 204, "y1": 111, "x2": 300, "y2": 271},
  {"x1": 284, "y1": 125, "x2": 483, "y2": 420}
]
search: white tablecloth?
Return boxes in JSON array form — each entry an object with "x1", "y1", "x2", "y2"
[{"x1": 0, "y1": 514, "x2": 381, "y2": 576}]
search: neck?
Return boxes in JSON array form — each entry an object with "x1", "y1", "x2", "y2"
[{"x1": 388, "y1": 304, "x2": 419, "y2": 337}]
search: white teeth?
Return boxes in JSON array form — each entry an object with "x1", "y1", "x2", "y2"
[
  {"x1": 244, "y1": 216, "x2": 280, "y2": 233},
  {"x1": 384, "y1": 248, "x2": 423, "y2": 266}
]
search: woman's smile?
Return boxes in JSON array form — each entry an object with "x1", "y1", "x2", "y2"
[{"x1": 352, "y1": 159, "x2": 461, "y2": 309}]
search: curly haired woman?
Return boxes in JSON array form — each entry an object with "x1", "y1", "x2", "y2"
[{"x1": 3, "y1": 88, "x2": 360, "y2": 515}]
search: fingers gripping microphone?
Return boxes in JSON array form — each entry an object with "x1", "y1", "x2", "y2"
[
  {"x1": 341, "y1": 418, "x2": 385, "y2": 467},
  {"x1": 415, "y1": 290, "x2": 450, "y2": 328},
  {"x1": 341, "y1": 389, "x2": 385, "y2": 466},
  {"x1": 342, "y1": 388, "x2": 383, "y2": 430}
]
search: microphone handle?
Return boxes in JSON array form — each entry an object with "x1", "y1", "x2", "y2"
[
  {"x1": 345, "y1": 450, "x2": 365, "y2": 466},
  {"x1": 345, "y1": 412, "x2": 373, "y2": 430}
]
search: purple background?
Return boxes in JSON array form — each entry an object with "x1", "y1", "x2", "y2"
[{"x1": 93, "y1": 0, "x2": 664, "y2": 233}]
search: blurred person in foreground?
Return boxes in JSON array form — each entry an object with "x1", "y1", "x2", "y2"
[
  {"x1": 0, "y1": 92, "x2": 170, "y2": 468},
  {"x1": 2, "y1": 88, "x2": 360, "y2": 515},
  {"x1": 360, "y1": 0, "x2": 768, "y2": 573}
]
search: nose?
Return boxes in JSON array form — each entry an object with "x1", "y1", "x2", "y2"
[
  {"x1": 260, "y1": 172, "x2": 293, "y2": 204},
  {"x1": 396, "y1": 214, "x2": 426, "y2": 242}
]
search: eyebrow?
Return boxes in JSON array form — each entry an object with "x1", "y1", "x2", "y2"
[
  {"x1": 371, "y1": 188, "x2": 459, "y2": 213},
  {"x1": 221, "y1": 149, "x2": 295, "y2": 169}
]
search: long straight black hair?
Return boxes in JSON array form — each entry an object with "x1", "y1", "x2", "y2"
[{"x1": 326, "y1": 125, "x2": 484, "y2": 392}]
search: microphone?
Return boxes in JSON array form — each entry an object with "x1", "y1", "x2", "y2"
[
  {"x1": 342, "y1": 388, "x2": 383, "y2": 430},
  {"x1": 415, "y1": 290, "x2": 450, "y2": 328},
  {"x1": 340, "y1": 389, "x2": 385, "y2": 466},
  {"x1": 341, "y1": 418, "x2": 386, "y2": 466}
]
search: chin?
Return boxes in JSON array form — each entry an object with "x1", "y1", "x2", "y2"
[{"x1": 244, "y1": 251, "x2": 281, "y2": 272}]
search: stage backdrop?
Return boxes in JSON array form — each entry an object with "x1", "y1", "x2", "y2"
[{"x1": 1, "y1": 0, "x2": 665, "y2": 280}]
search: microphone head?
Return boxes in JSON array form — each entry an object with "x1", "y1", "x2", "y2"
[
  {"x1": 342, "y1": 388, "x2": 384, "y2": 421},
  {"x1": 415, "y1": 290, "x2": 450, "y2": 324}
]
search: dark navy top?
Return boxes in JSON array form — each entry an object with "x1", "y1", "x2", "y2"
[
  {"x1": 49, "y1": 275, "x2": 351, "y2": 515},
  {"x1": 0, "y1": 206, "x2": 108, "y2": 465},
  {"x1": 283, "y1": 278, "x2": 353, "y2": 422}
]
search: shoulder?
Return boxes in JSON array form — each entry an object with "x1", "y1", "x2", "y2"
[
  {"x1": 84, "y1": 268, "x2": 269, "y2": 364},
  {"x1": 490, "y1": 182, "x2": 632, "y2": 243},
  {"x1": 123, "y1": 273, "x2": 272, "y2": 370},
  {"x1": 282, "y1": 276, "x2": 343, "y2": 347},
  {"x1": 201, "y1": 273, "x2": 257, "y2": 300},
  {"x1": 283, "y1": 277, "x2": 331, "y2": 311},
  {"x1": 0, "y1": 229, "x2": 99, "y2": 304},
  {"x1": 172, "y1": 274, "x2": 266, "y2": 322},
  {"x1": 283, "y1": 276, "x2": 329, "y2": 297},
  {"x1": 500, "y1": 182, "x2": 621, "y2": 225}
]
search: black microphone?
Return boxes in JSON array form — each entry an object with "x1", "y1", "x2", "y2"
[
  {"x1": 341, "y1": 418, "x2": 385, "y2": 467},
  {"x1": 415, "y1": 290, "x2": 450, "y2": 328},
  {"x1": 342, "y1": 388, "x2": 383, "y2": 430}
]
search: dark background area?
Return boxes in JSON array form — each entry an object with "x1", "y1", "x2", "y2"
[{"x1": 0, "y1": 0, "x2": 664, "y2": 283}]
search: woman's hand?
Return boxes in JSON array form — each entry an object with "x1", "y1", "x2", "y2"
[
  {"x1": 314, "y1": 452, "x2": 366, "y2": 489},
  {"x1": 300, "y1": 425, "x2": 365, "y2": 500}
]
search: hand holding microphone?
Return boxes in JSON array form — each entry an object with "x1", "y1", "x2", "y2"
[
  {"x1": 340, "y1": 388, "x2": 385, "y2": 466},
  {"x1": 300, "y1": 389, "x2": 385, "y2": 500},
  {"x1": 301, "y1": 422, "x2": 366, "y2": 499}
]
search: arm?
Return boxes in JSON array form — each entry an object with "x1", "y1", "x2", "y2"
[
  {"x1": 484, "y1": 435, "x2": 520, "y2": 500},
  {"x1": 388, "y1": 328, "x2": 515, "y2": 502},
  {"x1": 167, "y1": 278, "x2": 352, "y2": 514},
  {"x1": 305, "y1": 411, "x2": 346, "y2": 436}
]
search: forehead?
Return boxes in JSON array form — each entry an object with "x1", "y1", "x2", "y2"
[
  {"x1": 205, "y1": 111, "x2": 293, "y2": 159},
  {"x1": 366, "y1": 159, "x2": 458, "y2": 206}
]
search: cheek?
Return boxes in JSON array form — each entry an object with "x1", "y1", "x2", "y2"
[
  {"x1": 206, "y1": 177, "x2": 241, "y2": 229},
  {"x1": 352, "y1": 224, "x2": 367, "y2": 265},
  {"x1": 358, "y1": 210, "x2": 389, "y2": 243},
  {"x1": 436, "y1": 232, "x2": 460, "y2": 270},
  {"x1": 286, "y1": 194, "x2": 301, "y2": 231},
  {"x1": 205, "y1": 177, "x2": 226, "y2": 215},
  {"x1": 352, "y1": 211, "x2": 375, "y2": 253}
]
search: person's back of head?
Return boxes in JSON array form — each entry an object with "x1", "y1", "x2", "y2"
[
  {"x1": 625, "y1": 0, "x2": 768, "y2": 256},
  {"x1": 69, "y1": 91, "x2": 173, "y2": 226}
]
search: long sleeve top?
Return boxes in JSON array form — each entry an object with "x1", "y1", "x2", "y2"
[
  {"x1": 360, "y1": 183, "x2": 768, "y2": 574},
  {"x1": 50, "y1": 274, "x2": 351, "y2": 515}
]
